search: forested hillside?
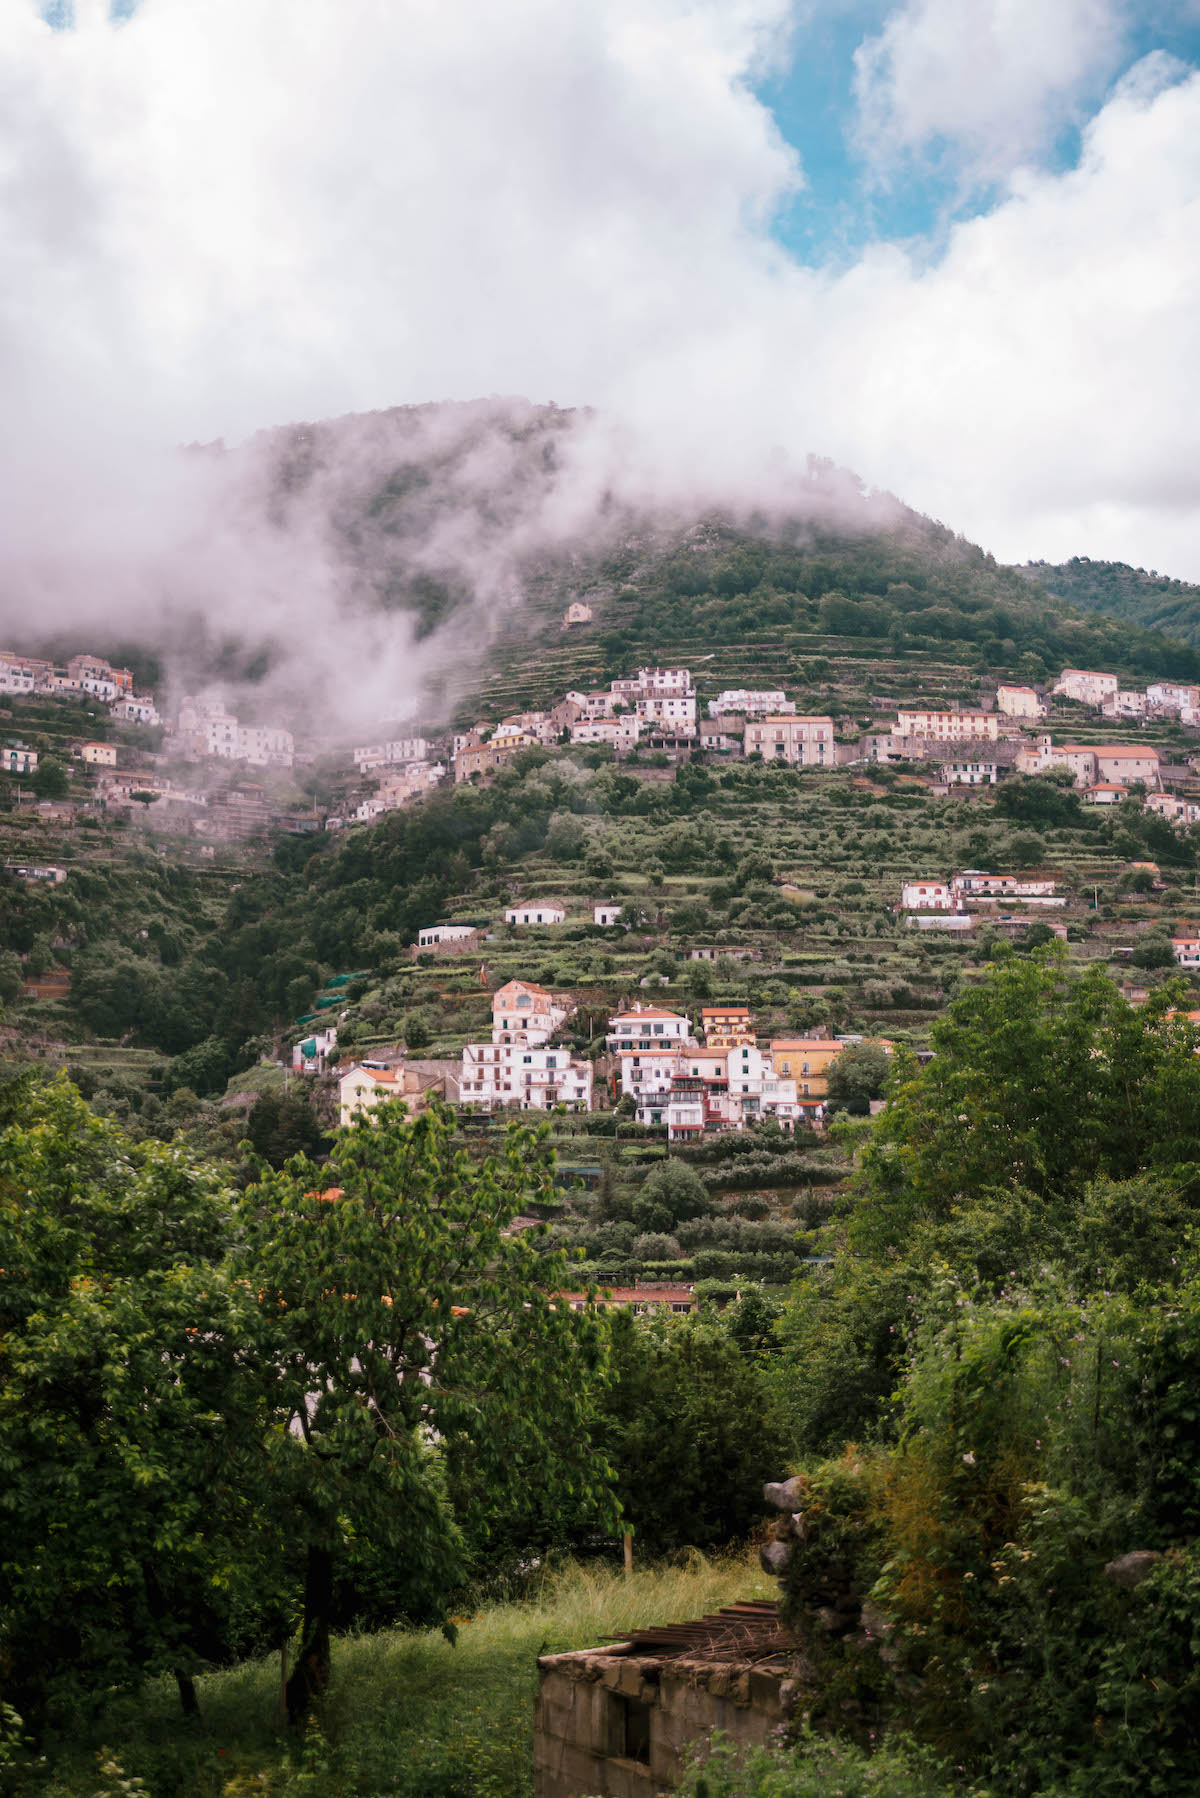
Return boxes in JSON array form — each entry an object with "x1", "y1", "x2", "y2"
[{"x1": 1020, "y1": 555, "x2": 1200, "y2": 649}]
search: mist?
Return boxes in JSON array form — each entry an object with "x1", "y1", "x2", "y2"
[{"x1": 2, "y1": 0, "x2": 1199, "y2": 733}]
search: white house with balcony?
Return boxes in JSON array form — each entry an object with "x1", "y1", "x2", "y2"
[
  {"x1": 490, "y1": 979, "x2": 571, "y2": 1046},
  {"x1": 458, "y1": 1041, "x2": 592, "y2": 1111},
  {"x1": 606, "y1": 1003, "x2": 695, "y2": 1052}
]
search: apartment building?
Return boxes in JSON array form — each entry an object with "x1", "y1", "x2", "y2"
[
  {"x1": 1053, "y1": 669, "x2": 1120, "y2": 705},
  {"x1": 570, "y1": 715, "x2": 642, "y2": 751},
  {"x1": 744, "y1": 715, "x2": 834, "y2": 766},
  {"x1": 606, "y1": 1004, "x2": 695, "y2": 1052},
  {"x1": 708, "y1": 690, "x2": 793, "y2": 718},
  {"x1": 895, "y1": 709, "x2": 1002, "y2": 742},
  {"x1": 701, "y1": 1005, "x2": 755, "y2": 1047},
  {"x1": 353, "y1": 736, "x2": 429, "y2": 771},
  {"x1": 458, "y1": 1041, "x2": 592, "y2": 1111}
]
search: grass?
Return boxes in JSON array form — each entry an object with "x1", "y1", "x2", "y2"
[{"x1": 40, "y1": 1552, "x2": 773, "y2": 1798}]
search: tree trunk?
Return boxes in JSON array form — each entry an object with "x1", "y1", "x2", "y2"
[
  {"x1": 286, "y1": 1544, "x2": 334, "y2": 1723},
  {"x1": 175, "y1": 1671, "x2": 201, "y2": 1717}
]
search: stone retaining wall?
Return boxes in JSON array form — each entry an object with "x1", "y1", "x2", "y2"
[{"x1": 533, "y1": 1640, "x2": 794, "y2": 1798}]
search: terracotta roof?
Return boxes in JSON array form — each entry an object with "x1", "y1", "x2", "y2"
[
  {"x1": 1063, "y1": 743, "x2": 1160, "y2": 757},
  {"x1": 610, "y1": 1007, "x2": 688, "y2": 1021},
  {"x1": 770, "y1": 1038, "x2": 843, "y2": 1052}
]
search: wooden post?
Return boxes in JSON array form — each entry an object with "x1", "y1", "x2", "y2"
[{"x1": 623, "y1": 1532, "x2": 634, "y2": 1579}]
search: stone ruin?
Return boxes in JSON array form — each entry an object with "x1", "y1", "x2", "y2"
[{"x1": 532, "y1": 1480, "x2": 813, "y2": 1798}]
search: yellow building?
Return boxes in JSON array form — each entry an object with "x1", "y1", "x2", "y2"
[
  {"x1": 79, "y1": 742, "x2": 117, "y2": 767},
  {"x1": 769, "y1": 1038, "x2": 894, "y2": 1098}
]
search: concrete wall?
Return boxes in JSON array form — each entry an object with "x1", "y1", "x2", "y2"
[{"x1": 533, "y1": 1644, "x2": 791, "y2": 1798}]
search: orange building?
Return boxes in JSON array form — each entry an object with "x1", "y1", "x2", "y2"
[{"x1": 701, "y1": 1005, "x2": 755, "y2": 1047}]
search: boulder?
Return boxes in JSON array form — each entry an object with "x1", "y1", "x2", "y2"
[
  {"x1": 764, "y1": 1476, "x2": 806, "y2": 1511},
  {"x1": 760, "y1": 1539, "x2": 792, "y2": 1576},
  {"x1": 1105, "y1": 1550, "x2": 1165, "y2": 1589}
]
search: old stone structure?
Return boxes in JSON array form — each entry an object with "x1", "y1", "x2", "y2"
[{"x1": 533, "y1": 1602, "x2": 800, "y2": 1797}]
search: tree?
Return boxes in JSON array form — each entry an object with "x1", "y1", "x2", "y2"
[
  {"x1": 631, "y1": 1158, "x2": 713, "y2": 1233},
  {"x1": 825, "y1": 1042, "x2": 891, "y2": 1115},
  {"x1": 594, "y1": 1312, "x2": 785, "y2": 1555},
  {"x1": 854, "y1": 948, "x2": 1200, "y2": 1252},
  {"x1": 240, "y1": 1100, "x2": 615, "y2": 1717},
  {"x1": 31, "y1": 757, "x2": 68, "y2": 800},
  {"x1": 0, "y1": 1079, "x2": 281, "y2": 1728},
  {"x1": 244, "y1": 1089, "x2": 329, "y2": 1167},
  {"x1": 1131, "y1": 935, "x2": 1176, "y2": 968}
]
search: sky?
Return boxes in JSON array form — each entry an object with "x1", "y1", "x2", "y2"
[{"x1": 2, "y1": 0, "x2": 1200, "y2": 604}]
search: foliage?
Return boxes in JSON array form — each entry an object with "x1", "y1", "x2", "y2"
[
  {"x1": 592, "y1": 1310, "x2": 785, "y2": 1555},
  {"x1": 0, "y1": 1078, "x2": 281, "y2": 1727},
  {"x1": 240, "y1": 1099, "x2": 616, "y2": 1712}
]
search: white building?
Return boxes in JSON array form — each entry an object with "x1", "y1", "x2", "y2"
[
  {"x1": 1, "y1": 745, "x2": 37, "y2": 775},
  {"x1": 635, "y1": 693, "x2": 697, "y2": 736},
  {"x1": 708, "y1": 690, "x2": 793, "y2": 718},
  {"x1": 563, "y1": 601, "x2": 593, "y2": 627},
  {"x1": 505, "y1": 902, "x2": 566, "y2": 926},
  {"x1": 0, "y1": 656, "x2": 37, "y2": 693},
  {"x1": 570, "y1": 716, "x2": 642, "y2": 751},
  {"x1": 611, "y1": 667, "x2": 692, "y2": 701},
  {"x1": 353, "y1": 736, "x2": 429, "y2": 771},
  {"x1": 416, "y1": 923, "x2": 479, "y2": 948},
  {"x1": 458, "y1": 1040, "x2": 592, "y2": 1111},
  {"x1": 941, "y1": 759, "x2": 1000, "y2": 785},
  {"x1": 723, "y1": 1043, "x2": 801, "y2": 1128},
  {"x1": 1147, "y1": 682, "x2": 1200, "y2": 713},
  {"x1": 901, "y1": 879, "x2": 955, "y2": 911},
  {"x1": 593, "y1": 903, "x2": 623, "y2": 926},
  {"x1": 953, "y1": 871, "x2": 1062, "y2": 903},
  {"x1": 1172, "y1": 931, "x2": 1200, "y2": 969},
  {"x1": 606, "y1": 1003, "x2": 694, "y2": 1052},
  {"x1": 562, "y1": 690, "x2": 616, "y2": 720},
  {"x1": 995, "y1": 685, "x2": 1046, "y2": 720},
  {"x1": 1053, "y1": 669, "x2": 1120, "y2": 706},
  {"x1": 293, "y1": 1025, "x2": 337, "y2": 1072},
  {"x1": 110, "y1": 696, "x2": 161, "y2": 727}
]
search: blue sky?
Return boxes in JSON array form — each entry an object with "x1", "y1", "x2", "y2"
[{"x1": 753, "y1": 2, "x2": 1200, "y2": 261}]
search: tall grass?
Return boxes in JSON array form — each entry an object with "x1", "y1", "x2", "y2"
[{"x1": 39, "y1": 1552, "x2": 772, "y2": 1798}]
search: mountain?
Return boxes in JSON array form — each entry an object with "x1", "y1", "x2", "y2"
[{"x1": 1016, "y1": 557, "x2": 1200, "y2": 651}]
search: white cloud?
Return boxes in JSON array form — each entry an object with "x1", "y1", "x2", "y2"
[
  {"x1": 0, "y1": 0, "x2": 1198, "y2": 726},
  {"x1": 851, "y1": 0, "x2": 1132, "y2": 178}
]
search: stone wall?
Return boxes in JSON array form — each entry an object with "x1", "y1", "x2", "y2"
[{"x1": 533, "y1": 1640, "x2": 795, "y2": 1798}]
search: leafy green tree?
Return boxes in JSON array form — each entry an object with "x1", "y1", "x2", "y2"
[
  {"x1": 855, "y1": 948, "x2": 1200, "y2": 1251},
  {"x1": 0, "y1": 949, "x2": 23, "y2": 1007},
  {"x1": 595, "y1": 1311, "x2": 785, "y2": 1555},
  {"x1": 825, "y1": 1043, "x2": 891, "y2": 1115},
  {"x1": 244, "y1": 1089, "x2": 329, "y2": 1167},
  {"x1": 240, "y1": 1101, "x2": 615, "y2": 1716},
  {"x1": 31, "y1": 757, "x2": 68, "y2": 799},
  {"x1": 0, "y1": 1079, "x2": 280, "y2": 1728},
  {"x1": 631, "y1": 1158, "x2": 713, "y2": 1233}
]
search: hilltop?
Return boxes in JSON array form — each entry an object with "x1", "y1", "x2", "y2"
[{"x1": 1017, "y1": 555, "x2": 1200, "y2": 651}]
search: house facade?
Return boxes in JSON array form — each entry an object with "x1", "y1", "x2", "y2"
[
  {"x1": 491, "y1": 979, "x2": 571, "y2": 1046},
  {"x1": 606, "y1": 1004, "x2": 694, "y2": 1052},
  {"x1": 901, "y1": 879, "x2": 955, "y2": 910},
  {"x1": 708, "y1": 690, "x2": 793, "y2": 717},
  {"x1": 416, "y1": 923, "x2": 480, "y2": 948},
  {"x1": 895, "y1": 709, "x2": 1002, "y2": 742},
  {"x1": 505, "y1": 902, "x2": 566, "y2": 926},
  {"x1": 995, "y1": 685, "x2": 1045, "y2": 719},
  {"x1": 593, "y1": 903, "x2": 623, "y2": 926},
  {"x1": 458, "y1": 1041, "x2": 592, "y2": 1111},
  {"x1": 701, "y1": 1005, "x2": 755, "y2": 1047},
  {"x1": 1053, "y1": 669, "x2": 1120, "y2": 705},
  {"x1": 744, "y1": 715, "x2": 834, "y2": 766}
]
